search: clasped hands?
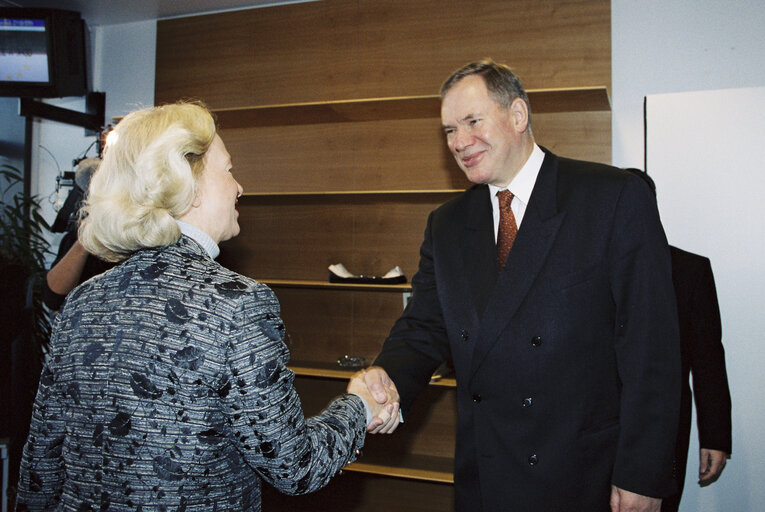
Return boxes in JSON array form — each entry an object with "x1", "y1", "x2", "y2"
[{"x1": 347, "y1": 366, "x2": 401, "y2": 433}]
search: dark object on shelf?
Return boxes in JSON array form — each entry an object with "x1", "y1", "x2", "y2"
[
  {"x1": 337, "y1": 355, "x2": 366, "y2": 369},
  {"x1": 328, "y1": 263, "x2": 407, "y2": 285},
  {"x1": 430, "y1": 359, "x2": 455, "y2": 382}
]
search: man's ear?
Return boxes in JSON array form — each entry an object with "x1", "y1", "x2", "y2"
[{"x1": 510, "y1": 97, "x2": 530, "y2": 133}]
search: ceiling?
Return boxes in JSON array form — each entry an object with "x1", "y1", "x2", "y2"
[{"x1": 1, "y1": 0, "x2": 306, "y2": 26}]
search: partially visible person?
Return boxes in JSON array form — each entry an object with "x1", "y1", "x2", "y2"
[
  {"x1": 43, "y1": 158, "x2": 113, "y2": 311},
  {"x1": 624, "y1": 169, "x2": 732, "y2": 512},
  {"x1": 364, "y1": 59, "x2": 681, "y2": 512},
  {"x1": 16, "y1": 102, "x2": 395, "y2": 512}
]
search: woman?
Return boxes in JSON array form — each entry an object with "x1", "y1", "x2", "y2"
[{"x1": 16, "y1": 102, "x2": 392, "y2": 511}]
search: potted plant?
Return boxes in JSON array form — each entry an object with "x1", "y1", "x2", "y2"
[{"x1": 0, "y1": 163, "x2": 52, "y2": 353}]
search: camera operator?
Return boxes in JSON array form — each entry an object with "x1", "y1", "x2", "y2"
[{"x1": 43, "y1": 158, "x2": 113, "y2": 311}]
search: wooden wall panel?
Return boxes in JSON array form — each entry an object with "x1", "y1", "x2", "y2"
[
  {"x1": 273, "y1": 288, "x2": 405, "y2": 365},
  {"x1": 355, "y1": 0, "x2": 610, "y2": 97},
  {"x1": 156, "y1": 0, "x2": 610, "y2": 107},
  {"x1": 295, "y1": 379, "x2": 457, "y2": 460},
  {"x1": 218, "y1": 194, "x2": 454, "y2": 281},
  {"x1": 219, "y1": 118, "x2": 470, "y2": 194},
  {"x1": 533, "y1": 111, "x2": 612, "y2": 164},
  {"x1": 156, "y1": 0, "x2": 360, "y2": 107},
  {"x1": 262, "y1": 471, "x2": 454, "y2": 511}
]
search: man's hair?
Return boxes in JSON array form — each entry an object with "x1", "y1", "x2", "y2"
[
  {"x1": 79, "y1": 101, "x2": 216, "y2": 262},
  {"x1": 440, "y1": 58, "x2": 532, "y2": 126}
]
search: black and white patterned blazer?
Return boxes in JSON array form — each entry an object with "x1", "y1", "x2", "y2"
[{"x1": 16, "y1": 235, "x2": 367, "y2": 511}]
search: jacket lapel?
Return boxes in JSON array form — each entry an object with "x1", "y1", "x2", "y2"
[
  {"x1": 461, "y1": 186, "x2": 499, "y2": 320},
  {"x1": 468, "y1": 151, "x2": 566, "y2": 380}
]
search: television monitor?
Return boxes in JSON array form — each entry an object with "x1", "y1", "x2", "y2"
[{"x1": 0, "y1": 8, "x2": 87, "y2": 98}]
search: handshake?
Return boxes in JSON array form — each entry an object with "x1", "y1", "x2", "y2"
[{"x1": 347, "y1": 367, "x2": 402, "y2": 434}]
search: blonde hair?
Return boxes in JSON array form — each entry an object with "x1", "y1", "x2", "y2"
[{"x1": 79, "y1": 102, "x2": 216, "y2": 262}]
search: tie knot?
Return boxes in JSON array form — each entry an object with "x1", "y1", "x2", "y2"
[{"x1": 497, "y1": 190, "x2": 514, "y2": 209}]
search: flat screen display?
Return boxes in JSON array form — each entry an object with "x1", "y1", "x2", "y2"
[{"x1": 0, "y1": 17, "x2": 50, "y2": 84}]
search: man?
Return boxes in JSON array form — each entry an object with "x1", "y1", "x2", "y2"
[
  {"x1": 364, "y1": 60, "x2": 681, "y2": 511},
  {"x1": 623, "y1": 169, "x2": 732, "y2": 512}
]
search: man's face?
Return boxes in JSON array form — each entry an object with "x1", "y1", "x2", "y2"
[{"x1": 441, "y1": 75, "x2": 524, "y2": 188}]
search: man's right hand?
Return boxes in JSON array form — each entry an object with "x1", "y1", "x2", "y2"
[{"x1": 362, "y1": 366, "x2": 401, "y2": 434}]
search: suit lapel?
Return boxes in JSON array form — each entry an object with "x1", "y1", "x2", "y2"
[
  {"x1": 461, "y1": 186, "x2": 498, "y2": 320},
  {"x1": 469, "y1": 151, "x2": 566, "y2": 380}
]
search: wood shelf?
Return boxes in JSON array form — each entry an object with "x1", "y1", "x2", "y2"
[
  {"x1": 213, "y1": 87, "x2": 611, "y2": 128},
  {"x1": 260, "y1": 278, "x2": 412, "y2": 292},
  {"x1": 240, "y1": 189, "x2": 464, "y2": 197},
  {"x1": 289, "y1": 361, "x2": 457, "y2": 388},
  {"x1": 344, "y1": 453, "x2": 454, "y2": 484}
]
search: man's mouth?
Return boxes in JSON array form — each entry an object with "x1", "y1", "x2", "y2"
[{"x1": 461, "y1": 151, "x2": 483, "y2": 168}]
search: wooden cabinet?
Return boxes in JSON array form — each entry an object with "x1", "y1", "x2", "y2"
[{"x1": 155, "y1": 1, "x2": 611, "y2": 509}]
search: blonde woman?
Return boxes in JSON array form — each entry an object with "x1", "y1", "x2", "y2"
[{"x1": 17, "y1": 102, "x2": 394, "y2": 511}]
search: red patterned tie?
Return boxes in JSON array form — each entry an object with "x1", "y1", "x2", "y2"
[{"x1": 497, "y1": 190, "x2": 517, "y2": 272}]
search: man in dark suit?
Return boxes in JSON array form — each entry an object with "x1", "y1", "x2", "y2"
[
  {"x1": 623, "y1": 169, "x2": 732, "y2": 512},
  {"x1": 364, "y1": 59, "x2": 682, "y2": 511}
]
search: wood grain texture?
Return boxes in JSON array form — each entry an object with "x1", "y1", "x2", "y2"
[
  {"x1": 156, "y1": 0, "x2": 610, "y2": 107},
  {"x1": 218, "y1": 194, "x2": 456, "y2": 280},
  {"x1": 262, "y1": 470, "x2": 454, "y2": 510}
]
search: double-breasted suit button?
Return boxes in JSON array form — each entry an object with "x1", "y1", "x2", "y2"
[
  {"x1": 528, "y1": 454, "x2": 538, "y2": 466},
  {"x1": 460, "y1": 329, "x2": 469, "y2": 341},
  {"x1": 522, "y1": 397, "x2": 533, "y2": 407},
  {"x1": 472, "y1": 394, "x2": 482, "y2": 403},
  {"x1": 531, "y1": 336, "x2": 542, "y2": 347}
]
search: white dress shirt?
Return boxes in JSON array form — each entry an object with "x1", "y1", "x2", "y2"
[{"x1": 487, "y1": 143, "x2": 545, "y2": 241}]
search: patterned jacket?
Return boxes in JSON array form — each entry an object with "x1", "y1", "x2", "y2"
[{"x1": 16, "y1": 236, "x2": 367, "y2": 511}]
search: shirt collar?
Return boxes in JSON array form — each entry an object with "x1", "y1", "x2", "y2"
[
  {"x1": 488, "y1": 143, "x2": 545, "y2": 204},
  {"x1": 176, "y1": 220, "x2": 220, "y2": 259}
]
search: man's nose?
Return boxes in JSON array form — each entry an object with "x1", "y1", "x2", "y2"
[{"x1": 452, "y1": 129, "x2": 473, "y2": 152}]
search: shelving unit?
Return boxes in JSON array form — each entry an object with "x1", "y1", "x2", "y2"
[
  {"x1": 212, "y1": 87, "x2": 610, "y2": 127},
  {"x1": 155, "y1": 1, "x2": 611, "y2": 509}
]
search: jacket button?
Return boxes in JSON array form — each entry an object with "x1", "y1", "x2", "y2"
[
  {"x1": 522, "y1": 397, "x2": 533, "y2": 407},
  {"x1": 472, "y1": 394, "x2": 482, "y2": 403},
  {"x1": 460, "y1": 329, "x2": 469, "y2": 341},
  {"x1": 528, "y1": 454, "x2": 538, "y2": 466},
  {"x1": 531, "y1": 336, "x2": 542, "y2": 347}
]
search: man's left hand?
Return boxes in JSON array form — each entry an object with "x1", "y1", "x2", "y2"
[
  {"x1": 699, "y1": 448, "x2": 728, "y2": 485},
  {"x1": 610, "y1": 485, "x2": 661, "y2": 512}
]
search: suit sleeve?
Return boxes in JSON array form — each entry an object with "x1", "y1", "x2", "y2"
[
  {"x1": 221, "y1": 287, "x2": 367, "y2": 495},
  {"x1": 608, "y1": 176, "x2": 682, "y2": 497},
  {"x1": 374, "y1": 211, "x2": 451, "y2": 416},
  {"x1": 689, "y1": 259, "x2": 732, "y2": 453}
]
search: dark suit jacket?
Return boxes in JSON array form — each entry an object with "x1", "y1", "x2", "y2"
[
  {"x1": 375, "y1": 150, "x2": 682, "y2": 512},
  {"x1": 663, "y1": 247, "x2": 732, "y2": 509},
  {"x1": 17, "y1": 236, "x2": 367, "y2": 511}
]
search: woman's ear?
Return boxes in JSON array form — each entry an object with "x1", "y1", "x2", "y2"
[{"x1": 190, "y1": 189, "x2": 202, "y2": 209}]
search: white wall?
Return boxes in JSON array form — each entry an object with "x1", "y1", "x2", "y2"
[
  {"x1": 646, "y1": 87, "x2": 765, "y2": 512},
  {"x1": 92, "y1": 20, "x2": 156, "y2": 122},
  {"x1": 611, "y1": 0, "x2": 765, "y2": 168},
  {"x1": 612, "y1": 1, "x2": 765, "y2": 511}
]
